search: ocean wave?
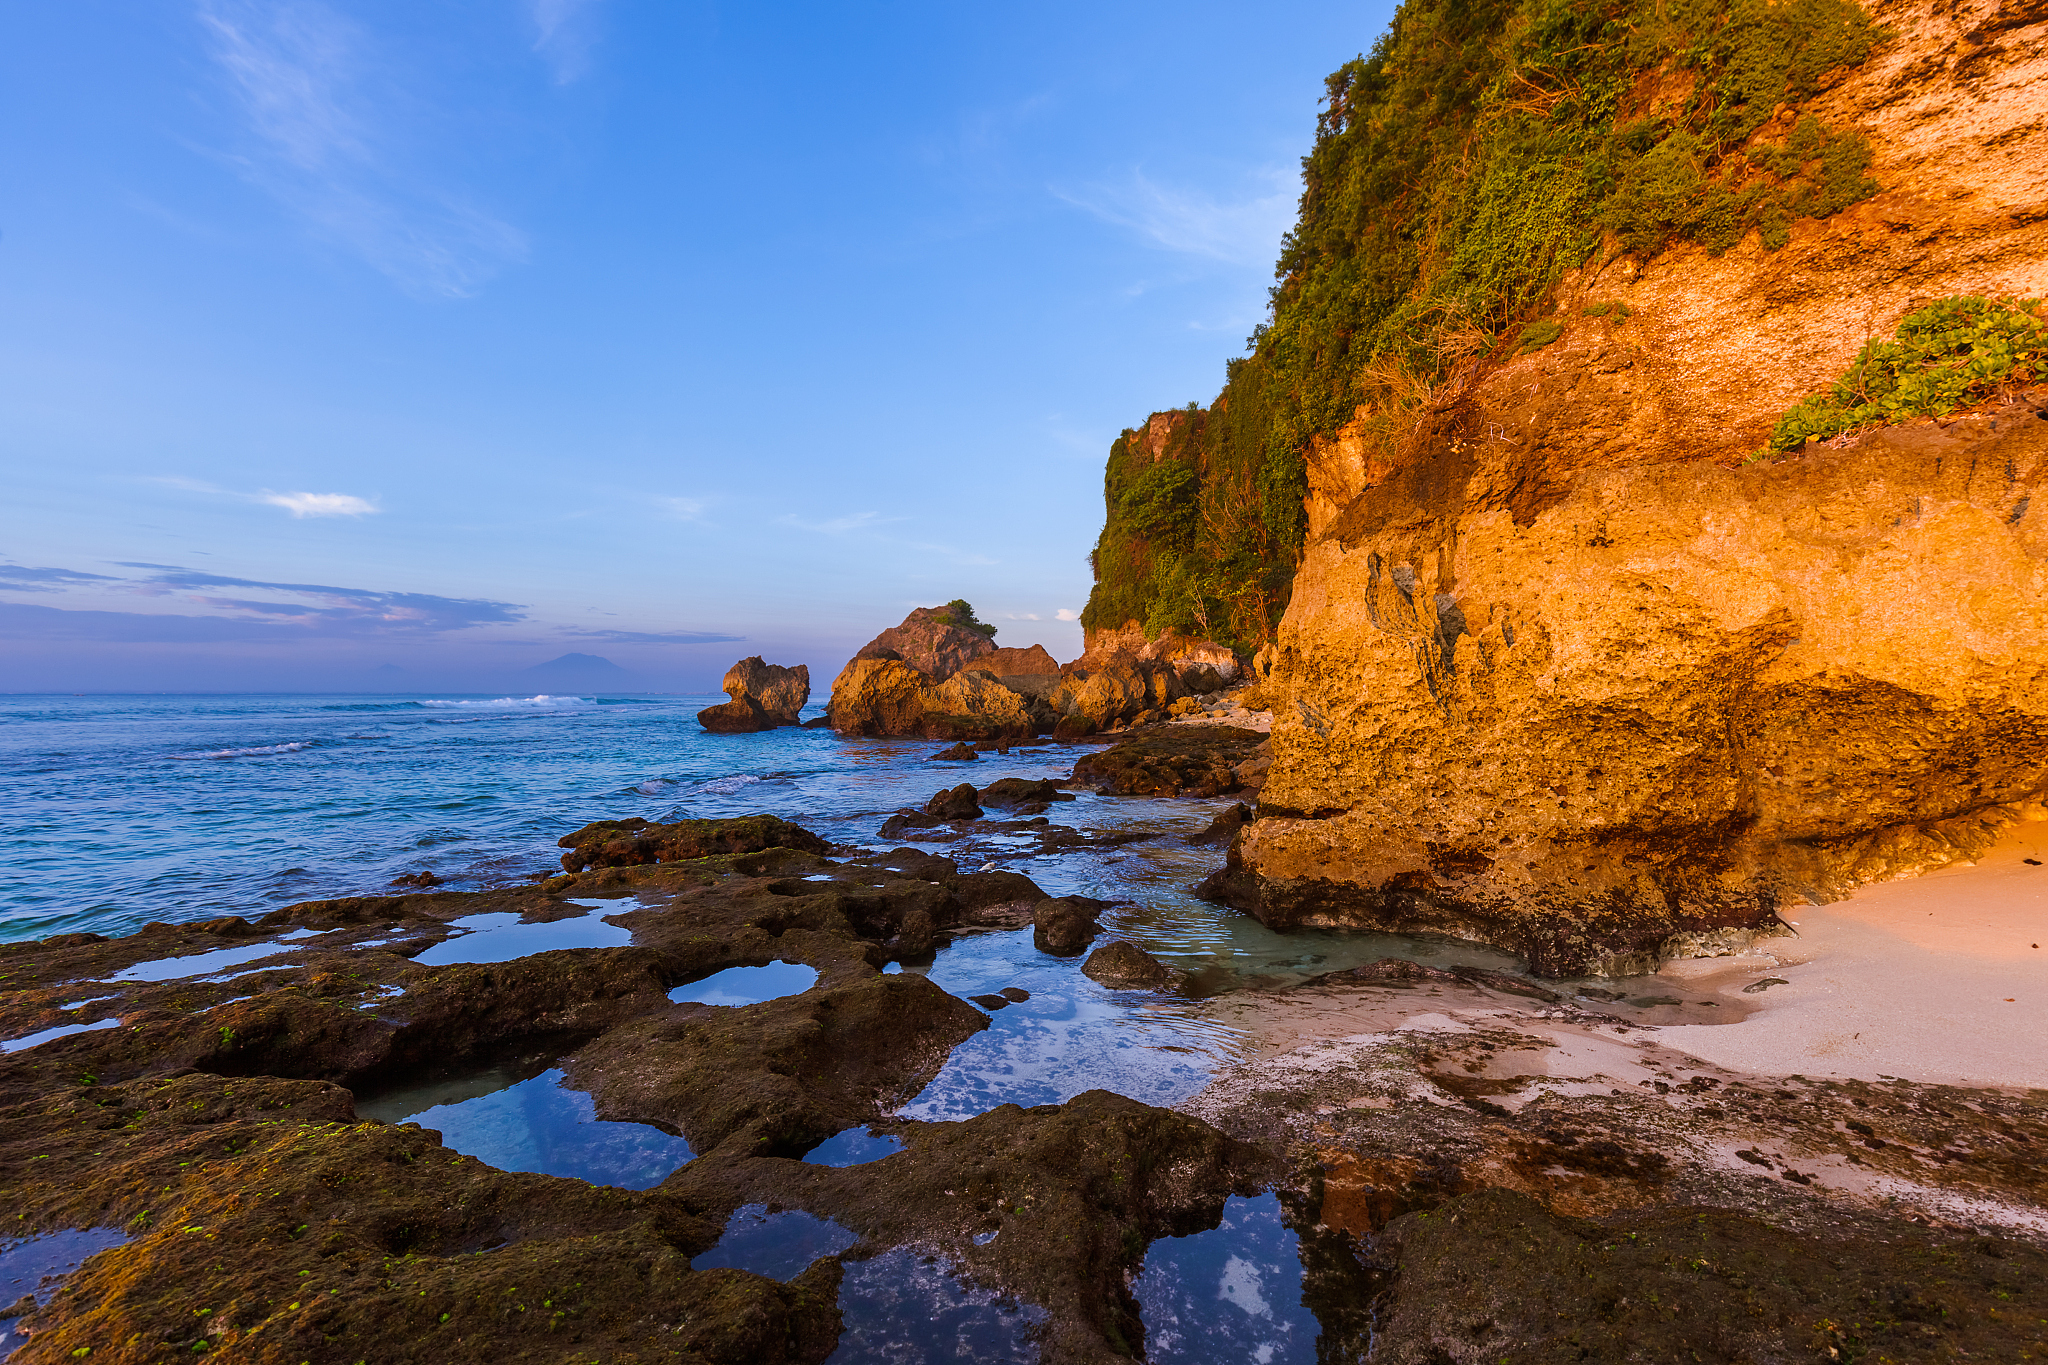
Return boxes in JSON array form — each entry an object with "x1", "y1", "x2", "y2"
[
  {"x1": 633, "y1": 778, "x2": 679, "y2": 796},
  {"x1": 678, "y1": 774, "x2": 765, "y2": 797},
  {"x1": 171, "y1": 741, "x2": 316, "y2": 760},
  {"x1": 320, "y1": 701, "x2": 425, "y2": 712},
  {"x1": 419, "y1": 695, "x2": 592, "y2": 711}
]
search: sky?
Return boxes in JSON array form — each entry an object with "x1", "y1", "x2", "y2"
[{"x1": 0, "y1": 0, "x2": 1394, "y2": 694}]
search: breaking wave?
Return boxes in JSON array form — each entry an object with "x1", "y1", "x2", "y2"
[{"x1": 172, "y1": 741, "x2": 316, "y2": 760}]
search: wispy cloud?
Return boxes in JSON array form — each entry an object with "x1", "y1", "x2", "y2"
[
  {"x1": 196, "y1": 0, "x2": 527, "y2": 298},
  {"x1": 261, "y1": 491, "x2": 379, "y2": 517},
  {"x1": 0, "y1": 560, "x2": 527, "y2": 641},
  {"x1": 1055, "y1": 608, "x2": 1079, "y2": 621},
  {"x1": 151, "y1": 476, "x2": 381, "y2": 518},
  {"x1": 1055, "y1": 168, "x2": 1297, "y2": 266},
  {"x1": 560, "y1": 627, "x2": 744, "y2": 645},
  {"x1": 529, "y1": 0, "x2": 603, "y2": 84},
  {"x1": 0, "y1": 564, "x2": 120, "y2": 593}
]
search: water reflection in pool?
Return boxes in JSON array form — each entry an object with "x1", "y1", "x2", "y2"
[
  {"x1": 691, "y1": 1204, "x2": 858, "y2": 1281},
  {"x1": 356, "y1": 1066, "x2": 691, "y2": 1189},
  {"x1": 0, "y1": 1227, "x2": 129, "y2": 1358},
  {"x1": 410, "y1": 899, "x2": 636, "y2": 967},
  {"x1": 1133, "y1": 1193, "x2": 1316, "y2": 1365},
  {"x1": 825, "y1": 1247, "x2": 1046, "y2": 1364},
  {"x1": 669, "y1": 960, "x2": 818, "y2": 1007},
  {"x1": 801, "y1": 1126, "x2": 905, "y2": 1166}
]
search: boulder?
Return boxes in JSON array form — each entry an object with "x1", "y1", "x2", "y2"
[
  {"x1": 1071, "y1": 727, "x2": 1266, "y2": 798},
  {"x1": 698, "y1": 656, "x2": 810, "y2": 732},
  {"x1": 919, "y1": 669, "x2": 1034, "y2": 741},
  {"x1": 826, "y1": 657, "x2": 929, "y2": 735},
  {"x1": 1031, "y1": 898, "x2": 1102, "y2": 955},
  {"x1": 979, "y1": 778, "x2": 1070, "y2": 808},
  {"x1": 855, "y1": 606, "x2": 997, "y2": 681},
  {"x1": 1048, "y1": 658, "x2": 1186, "y2": 733},
  {"x1": 923, "y1": 784, "x2": 983, "y2": 821},
  {"x1": 1188, "y1": 802, "x2": 1253, "y2": 846},
  {"x1": 1081, "y1": 940, "x2": 1172, "y2": 989},
  {"x1": 930, "y1": 742, "x2": 979, "y2": 762}
]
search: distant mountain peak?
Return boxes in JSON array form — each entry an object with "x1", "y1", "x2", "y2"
[{"x1": 522, "y1": 652, "x2": 627, "y2": 676}]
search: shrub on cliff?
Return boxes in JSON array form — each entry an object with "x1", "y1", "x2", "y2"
[
  {"x1": 1083, "y1": 0, "x2": 1888, "y2": 649},
  {"x1": 1764, "y1": 297, "x2": 2048, "y2": 453},
  {"x1": 937, "y1": 599, "x2": 997, "y2": 639}
]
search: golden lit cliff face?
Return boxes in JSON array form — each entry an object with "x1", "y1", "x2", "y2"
[{"x1": 1245, "y1": 0, "x2": 2048, "y2": 975}]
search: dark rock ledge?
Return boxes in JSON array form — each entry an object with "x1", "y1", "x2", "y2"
[{"x1": 0, "y1": 822, "x2": 1269, "y2": 1365}]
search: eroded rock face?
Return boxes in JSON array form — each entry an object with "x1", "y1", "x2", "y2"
[
  {"x1": 826, "y1": 659, "x2": 1036, "y2": 740},
  {"x1": 1241, "y1": 0, "x2": 2048, "y2": 975},
  {"x1": 696, "y1": 656, "x2": 811, "y2": 732},
  {"x1": 825, "y1": 656, "x2": 928, "y2": 736},
  {"x1": 854, "y1": 606, "x2": 996, "y2": 681}
]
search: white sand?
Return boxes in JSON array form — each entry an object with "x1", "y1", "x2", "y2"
[{"x1": 1654, "y1": 818, "x2": 2048, "y2": 1090}]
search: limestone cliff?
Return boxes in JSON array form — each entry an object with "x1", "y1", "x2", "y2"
[{"x1": 1097, "y1": 0, "x2": 2048, "y2": 972}]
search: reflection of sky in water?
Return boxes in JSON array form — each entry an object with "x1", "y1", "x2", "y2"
[
  {"x1": 410, "y1": 899, "x2": 635, "y2": 966},
  {"x1": 895, "y1": 794, "x2": 1528, "y2": 1123},
  {"x1": 670, "y1": 960, "x2": 818, "y2": 1007},
  {"x1": 357, "y1": 1067, "x2": 691, "y2": 1189},
  {"x1": 109, "y1": 941, "x2": 300, "y2": 982},
  {"x1": 0, "y1": 1227, "x2": 129, "y2": 1357},
  {"x1": 691, "y1": 1204, "x2": 858, "y2": 1280},
  {"x1": 1134, "y1": 1194, "x2": 1315, "y2": 1365},
  {"x1": 803, "y1": 1125, "x2": 905, "y2": 1166},
  {"x1": 825, "y1": 1247, "x2": 1046, "y2": 1364},
  {"x1": 1, "y1": 1018, "x2": 121, "y2": 1054}
]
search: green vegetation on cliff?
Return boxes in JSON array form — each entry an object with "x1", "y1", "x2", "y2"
[
  {"x1": 1765, "y1": 296, "x2": 2048, "y2": 453},
  {"x1": 1084, "y1": 0, "x2": 1885, "y2": 648}
]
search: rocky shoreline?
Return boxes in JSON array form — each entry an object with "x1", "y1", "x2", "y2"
[{"x1": 5, "y1": 724, "x2": 2046, "y2": 1362}]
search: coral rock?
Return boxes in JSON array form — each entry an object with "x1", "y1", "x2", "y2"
[{"x1": 698, "y1": 656, "x2": 811, "y2": 732}]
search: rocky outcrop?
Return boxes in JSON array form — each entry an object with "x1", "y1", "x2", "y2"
[
  {"x1": 825, "y1": 656, "x2": 929, "y2": 735},
  {"x1": 697, "y1": 656, "x2": 811, "y2": 732},
  {"x1": 827, "y1": 658, "x2": 1037, "y2": 742},
  {"x1": 854, "y1": 606, "x2": 997, "y2": 681},
  {"x1": 917, "y1": 668, "x2": 1034, "y2": 741},
  {"x1": 1032, "y1": 898, "x2": 1104, "y2": 955},
  {"x1": 558, "y1": 813, "x2": 829, "y2": 872},
  {"x1": 1071, "y1": 727, "x2": 1268, "y2": 798},
  {"x1": 1231, "y1": 0, "x2": 2048, "y2": 975}
]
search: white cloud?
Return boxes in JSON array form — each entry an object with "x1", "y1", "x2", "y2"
[
  {"x1": 529, "y1": 0, "x2": 603, "y2": 84},
  {"x1": 1055, "y1": 168, "x2": 1297, "y2": 266},
  {"x1": 1055, "y1": 608, "x2": 1079, "y2": 621},
  {"x1": 196, "y1": 0, "x2": 527, "y2": 298},
  {"x1": 260, "y1": 491, "x2": 380, "y2": 517}
]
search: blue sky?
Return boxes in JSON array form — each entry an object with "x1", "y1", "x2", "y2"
[{"x1": 1, "y1": 0, "x2": 1391, "y2": 694}]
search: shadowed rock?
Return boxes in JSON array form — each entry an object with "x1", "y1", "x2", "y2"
[
  {"x1": 922, "y1": 784, "x2": 983, "y2": 821},
  {"x1": 1032, "y1": 898, "x2": 1104, "y2": 955},
  {"x1": 1081, "y1": 940, "x2": 1172, "y2": 989},
  {"x1": 558, "y1": 814, "x2": 829, "y2": 873},
  {"x1": 698, "y1": 656, "x2": 811, "y2": 732}
]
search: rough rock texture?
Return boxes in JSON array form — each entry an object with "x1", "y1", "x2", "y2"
[
  {"x1": 558, "y1": 814, "x2": 829, "y2": 873},
  {"x1": 1240, "y1": 0, "x2": 2048, "y2": 974},
  {"x1": 824, "y1": 657, "x2": 929, "y2": 736},
  {"x1": 1080, "y1": 941, "x2": 1172, "y2": 990},
  {"x1": 916, "y1": 669, "x2": 1035, "y2": 742},
  {"x1": 1031, "y1": 898, "x2": 1104, "y2": 956},
  {"x1": 0, "y1": 825, "x2": 1272, "y2": 1365},
  {"x1": 697, "y1": 656, "x2": 812, "y2": 732},
  {"x1": 1079, "y1": 624, "x2": 1243, "y2": 690},
  {"x1": 854, "y1": 606, "x2": 996, "y2": 681},
  {"x1": 1071, "y1": 727, "x2": 1268, "y2": 798},
  {"x1": 979, "y1": 644, "x2": 1061, "y2": 677},
  {"x1": 825, "y1": 659, "x2": 1035, "y2": 741},
  {"x1": 922, "y1": 784, "x2": 983, "y2": 821}
]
